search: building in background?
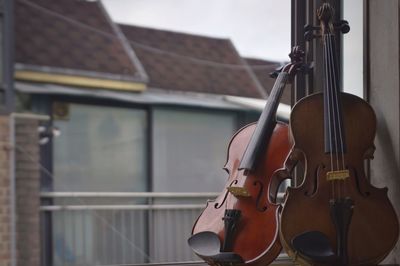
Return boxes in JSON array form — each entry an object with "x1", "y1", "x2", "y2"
[
  {"x1": 7, "y1": 1, "x2": 399, "y2": 266},
  {"x1": 6, "y1": 0, "x2": 286, "y2": 265}
]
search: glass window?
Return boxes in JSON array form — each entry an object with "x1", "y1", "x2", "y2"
[
  {"x1": 150, "y1": 107, "x2": 237, "y2": 263},
  {"x1": 342, "y1": 0, "x2": 364, "y2": 97},
  {"x1": 152, "y1": 107, "x2": 236, "y2": 192},
  {"x1": 52, "y1": 103, "x2": 148, "y2": 192},
  {"x1": 50, "y1": 103, "x2": 148, "y2": 266}
]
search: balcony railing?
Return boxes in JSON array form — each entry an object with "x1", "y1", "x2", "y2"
[{"x1": 40, "y1": 192, "x2": 291, "y2": 266}]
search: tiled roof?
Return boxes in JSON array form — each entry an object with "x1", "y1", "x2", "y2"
[
  {"x1": 15, "y1": 0, "x2": 144, "y2": 81},
  {"x1": 119, "y1": 24, "x2": 266, "y2": 98},
  {"x1": 245, "y1": 58, "x2": 291, "y2": 105},
  {"x1": 14, "y1": 0, "x2": 279, "y2": 100}
]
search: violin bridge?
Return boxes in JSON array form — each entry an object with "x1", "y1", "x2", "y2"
[
  {"x1": 326, "y1": 170, "x2": 350, "y2": 181},
  {"x1": 227, "y1": 186, "x2": 251, "y2": 197}
]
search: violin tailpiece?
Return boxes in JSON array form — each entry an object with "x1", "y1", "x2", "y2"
[
  {"x1": 330, "y1": 197, "x2": 354, "y2": 265},
  {"x1": 222, "y1": 209, "x2": 241, "y2": 252}
]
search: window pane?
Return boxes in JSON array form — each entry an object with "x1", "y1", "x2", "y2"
[
  {"x1": 342, "y1": 0, "x2": 364, "y2": 97},
  {"x1": 153, "y1": 107, "x2": 236, "y2": 192},
  {"x1": 51, "y1": 103, "x2": 148, "y2": 265},
  {"x1": 53, "y1": 103, "x2": 147, "y2": 192}
]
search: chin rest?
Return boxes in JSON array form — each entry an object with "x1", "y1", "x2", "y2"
[
  {"x1": 292, "y1": 231, "x2": 338, "y2": 263},
  {"x1": 188, "y1": 231, "x2": 244, "y2": 264}
]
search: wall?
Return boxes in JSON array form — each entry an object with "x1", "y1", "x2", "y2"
[
  {"x1": 15, "y1": 117, "x2": 41, "y2": 266},
  {"x1": 0, "y1": 115, "x2": 11, "y2": 266},
  {"x1": 0, "y1": 114, "x2": 41, "y2": 266},
  {"x1": 369, "y1": 0, "x2": 400, "y2": 263}
]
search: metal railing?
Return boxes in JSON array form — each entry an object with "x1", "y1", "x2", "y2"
[
  {"x1": 40, "y1": 192, "x2": 219, "y2": 266},
  {"x1": 40, "y1": 192, "x2": 292, "y2": 266}
]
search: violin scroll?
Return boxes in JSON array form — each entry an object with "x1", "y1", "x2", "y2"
[
  {"x1": 304, "y1": 3, "x2": 350, "y2": 41},
  {"x1": 282, "y1": 46, "x2": 306, "y2": 78}
]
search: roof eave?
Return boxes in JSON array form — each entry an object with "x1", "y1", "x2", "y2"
[{"x1": 14, "y1": 64, "x2": 147, "y2": 92}]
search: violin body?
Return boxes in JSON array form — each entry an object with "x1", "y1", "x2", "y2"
[
  {"x1": 189, "y1": 47, "x2": 304, "y2": 266},
  {"x1": 192, "y1": 122, "x2": 290, "y2": 265},
  {"x1": 280, "y1": 92, "x2": 399, "y2": 265},
  {"x1": 280, "y1": 5, "x2": 399, "y2": 265}
]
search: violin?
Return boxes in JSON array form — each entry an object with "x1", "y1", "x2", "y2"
[
  {"x1": 279, "y1": 4, "x2": 399, "y2": 265},
  {"x1": 188, "y1": 47, "x2": 304, "y2": 266}
]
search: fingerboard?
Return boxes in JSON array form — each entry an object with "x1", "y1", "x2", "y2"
[
  {"x1": 239, "y1": 72, "x2": 289, "y2": 173},
  {"x1": 323, "y1": 34, "x2": 347, "y2": 154}
]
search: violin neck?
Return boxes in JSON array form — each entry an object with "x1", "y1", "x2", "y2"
[
  {"x1": 239, "y1": 72, "x2": 289, "y2": 173},
  {"x1": 323, "y1": 34, "x2": 347, "y2": 154}
]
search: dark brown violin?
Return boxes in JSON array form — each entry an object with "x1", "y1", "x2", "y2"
[
  {"x1": 279, "y1": 4, "x2": 399, "y2": 265},
  {"x1": 188, "y1": 47, "x2": 304, "y2": 266}
]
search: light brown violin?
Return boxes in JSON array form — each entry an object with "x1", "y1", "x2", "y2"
[{"x1": 279, "y1": 4, "x2": 399, "y2": 265}]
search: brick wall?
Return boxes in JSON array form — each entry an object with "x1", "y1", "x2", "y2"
[
  {"x1": 0, "y1": 115, "x2": 11, "y2": 266},
  {"x1": 0, "y1": 115, "x2": 41, "y2": 266},
  {"x1": 15, "y1": 117, "x2": 41, "y2": 266}
]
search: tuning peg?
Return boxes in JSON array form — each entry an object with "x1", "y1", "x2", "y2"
[
  {"x1": 334, "y1": 20, "x2": 350, "y2": 34},
  {"x1": 304, "y1": 24, "x2": 320, "y2": 32},
  {"x1": 304, "y1": 24, "x2": 321, "y2": 41},
  {"x1": 289, "y1": 46, "x2": 305, "y2": 60},
  {"x1": 269, "y1": 66, "x2": 284, "y2": 79},
  {"x1": 300, "y1": 62, "x2": 313, "y2": 75},
  {"x1": 305, "y1": 30, "x2": 322, "y2": 41}
]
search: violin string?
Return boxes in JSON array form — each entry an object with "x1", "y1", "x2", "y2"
[
  {"x1": 328, "y1": 34, "x2": 342, "y2": 199},
  {"x1": 323, "y1": 34, "x2": 335, "y2": 200},
  {"x1": 327, "y1": 34, "x2": 341, "y2": 198},
  {"x1": 328, "y1": 33, "x2": 347, "y2": 198},
  {"x1": 326, "y1": 36, "x2": 339, "y2": 199},
  {"x1": 327, "y1": 35, "x2": 340, "y2": 173},
  {"x1": 326, "y1": 35, "x2": 342, "y2": 198},
  {"x1": 327, "y1": 34, "x2": 341, "y2": 199}
]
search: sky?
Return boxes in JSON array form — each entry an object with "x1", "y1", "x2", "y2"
[{"x1": 101, "y1": 0, "x2": 291, "y2": 62}]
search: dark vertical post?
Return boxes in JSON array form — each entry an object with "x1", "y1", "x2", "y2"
[
  {"x1": 291, "y1": 0, "x2": 312, "y2": 186},
  {"x1": 311, "y1": 0, "x2": 324, "y2": 94},
  {"x1": 146, "y1": 106, "x2": 153, "y2": 263},
  {"x1": 362, "y1": 0, "x2": 370, "y2": 102},
  {"x1": 3, "y1": 0, "x2": 15, "y2": 113},
  {"x1": 362, "y1": 0, "x2": 370, "y2": 180},
  {"x1": 35, "y1": 97, "x2": 53, "y2": 266},
  {"x1": 0, "y1": 1, "x2": 3, "y2": 107},
  {"x1": 291, "y1": 0, "x2": 307, "y2": 103},
  {"x1": 305, "y1": 0, "x2": 315, "y2": 96}
]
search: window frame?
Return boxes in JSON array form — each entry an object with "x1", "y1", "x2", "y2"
[
  {"x1": 33, "y1": 94, "x2": 256, "y2": 265},
  {"x1": 35, "y1": 96, "x2": 152, "y2": 266}
]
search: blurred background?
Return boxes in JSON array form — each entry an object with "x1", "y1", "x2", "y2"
[
  {"x1": 2, "y1": 0, "x2": 387, "y2": 266},
  {"x1": 12, "y1": 0, "x2": 290, "y2": 265}
]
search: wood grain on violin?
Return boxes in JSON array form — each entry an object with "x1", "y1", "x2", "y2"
[
  {"x1": 192, "y1": 123, "x2": 289, "y2": 265},
  {"x1": 189, "y1": 48, "x2": 304, "y2": 266},
  {"x1": 279, "y1": 4, "x2": 399, "y2": 266}
]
